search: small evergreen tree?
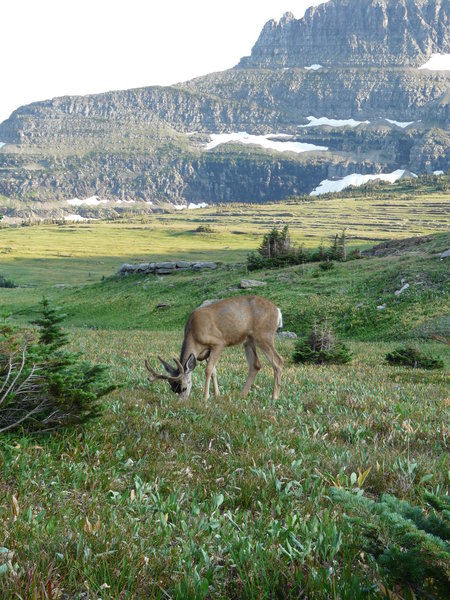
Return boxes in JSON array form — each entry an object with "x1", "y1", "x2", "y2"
[
  {"x1": 332, "y1": 489, "x2": 450, "y2": 599},
  {"x1": 0, "y1": 299, "x2": 115, "y2": 433},
  {"x1": 293, "y1": 322, "x2": 352, "y2": 365}
]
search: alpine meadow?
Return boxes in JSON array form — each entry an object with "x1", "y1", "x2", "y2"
[{"x1": 0, "y1": 0, "x2": 449, "y2": 598}]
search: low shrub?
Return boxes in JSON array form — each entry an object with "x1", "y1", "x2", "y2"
[
  {"x1": 292, "y1": 323, "x2": 352, "y2": 365},
  {"x1": 385, "y1": 345, "x2": 444, "y2": 370}
]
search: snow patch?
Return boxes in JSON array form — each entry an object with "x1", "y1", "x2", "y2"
[
  {"x1": 206, "y1": 132, "x2": 327, "y2": 153},
  {"x1": 310, "y1": 169, "x2": 414, "y2": 196},
  {"x1": 64, "y1": 214, "x2": 90, "y2": 222},
  {"x1": 0, "y1": 142, "x2": 5, "y2": 148},
  {"x1": 419, "y1": 53, "x2": 450, "y2": 70},
  {"x1": 385, "y1": 118, "x2": 414, "y2": 128},
  {"x1": 433, "y1": 170, "x2": 444, "y2": 175},
  {"x1": 299, "y1": 116, "x2": 370, "y2": 128},
  {"x1": 304, "y1": 64, "x2": 322, "y2": 70},
  {"x1": 173, "y1": 202, "x2": 209, "y2": 211},
  {"x1": 115, "y1": 199, "x2": 135, "y2": 204},
  {"x1": 188, "y1": 202, "x2": 208, "y2": 210},
  {"x1": 67, "y1": 195, "x2": 108, "y2": 206}
]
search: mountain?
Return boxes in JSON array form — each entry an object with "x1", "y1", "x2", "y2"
[
  {"x1": 239, "y1": 0, "x2": 449, "y2": 68},
  {"x1": 0, "y1": 0, "x2": 448, "y2": 220}
]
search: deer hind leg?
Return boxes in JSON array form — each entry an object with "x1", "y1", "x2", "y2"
[
  {"x1": 240, "y1": 337, "x2": 262, "y2": 397},
  {"x1": 204, "y1": 346, "x2": 223, "y2": 402},
  {"x1": 211, "y1": 365, "x2": 219, "y2": 397},
  {"x1": 255, "y1": 337, "x2": 283, "y2": 400}
]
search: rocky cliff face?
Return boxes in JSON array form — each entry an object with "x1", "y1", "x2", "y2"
[{"x1": 238, "y1": 0, "x2": 449, "y2": 68}]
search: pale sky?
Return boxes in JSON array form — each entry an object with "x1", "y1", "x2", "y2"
[{"x1": 0, "y1": 0, "x2": 326, "y2": 124}]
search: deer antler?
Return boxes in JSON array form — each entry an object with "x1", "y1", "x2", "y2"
[{"x1": 145, "y1": 358, "x2": 184, "y2": 383}]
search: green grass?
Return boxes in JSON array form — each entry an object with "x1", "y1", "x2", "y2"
[
  {"x1": 0, "y1": 332, "x2": 448, "y2": 598},
  {"x1": 1, "y1": 186, "x2": 448, "y2": 285},
  {"x1": 0, "y1": 191, "x2": 449, "y2": 597}
]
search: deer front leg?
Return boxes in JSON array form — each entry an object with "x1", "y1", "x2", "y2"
[{"x1": 204, "y1": 346, "x2": 222, "y2": 401}]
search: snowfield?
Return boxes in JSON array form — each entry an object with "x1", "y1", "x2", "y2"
[
  {"x1": 205, "y1": 132, "x2": 328, "y2": 153},
  {"x1": 304, "y1": 64, "x2": 322, "y2": 70},
  {"x1": 64, "y1": 214, "x2": 90, "y2": 222},
  {"x1": 310, "y1": 169, "x2": 416, "y2": 196},
  {"x1": 173, "y1": 202, "x2": 209, "y2": 211},
  {"x1": 385, "y1": 119, "x2": 415, "y2": 128},
  {"x1": 419, "y1": 54, "x2": 450, "y2": 70},
  {"x1": 67, "y1": 196, "x2": 108, "y2": 207},
  {"x1": 298, "y1": 116, "x2": 370, "y2": 128}
]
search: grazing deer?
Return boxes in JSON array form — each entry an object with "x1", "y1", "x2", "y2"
[{"x1": 145, "y1": 295, "x2": 283, "y2": 401}]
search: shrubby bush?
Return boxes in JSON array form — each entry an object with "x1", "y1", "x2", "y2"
[
  {"x1": 385, "y1": 345, "x2": 444, "y2": 370},
  {"x1": 292, "y1": 322, "x2": 352, "y2": 365},
  {"x1": 0, "y1": 298, "x2": 115, "y2": 434}
]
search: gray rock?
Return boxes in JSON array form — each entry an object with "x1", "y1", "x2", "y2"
[
  {"x1": 157, "y1": 302, "x2": 171, "y2": 309},
  {"x1": 377, "y1": 304, "x2": 387, "y2": 310},
  {"x1": 155, "y1": 262, "x2": 176, "y2": 269},
  {"x1": 193, "y1": 262, "x2": 217, "y2": 270},
  {"x1": 117, "y1": 263, "x2": 138, "y2": 275},
  {"x1": 136, "y1": 263, "x2": 152, "y2": 272},
  {"x1": 394, "y1": 283, "x2": 409, "y2": 296},
  {"x1": 156, "y1": 268, "x2": 174, "y2": 275},
  {"x1": 176, "y1": 261, "x2": 192, "y2": 268},
  {"x1": 240, "y1": 279, "x2": 267, "y2": 289},
  {"x1": 277, "y1": 331, "x2": 297, "y2": 339},
  {"x1": 440, "y1": 249, "x2": 450, "y2": 260}
]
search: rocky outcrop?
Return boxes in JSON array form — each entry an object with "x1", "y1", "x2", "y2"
[
  {"x1": 117, "y1": 261, "x2": 217, "y2": 276},
  {"x1": 238, "y1": 0, "x2": 450, "y2": 68}
]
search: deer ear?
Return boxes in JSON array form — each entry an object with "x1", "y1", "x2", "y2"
[{"x1": 184, "y1": 353, "x2": 197, "y2": 373}]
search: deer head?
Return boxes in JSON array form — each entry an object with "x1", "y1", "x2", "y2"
[{"x1": 145, "y1": 354, "x2": 197, "y2": 399}]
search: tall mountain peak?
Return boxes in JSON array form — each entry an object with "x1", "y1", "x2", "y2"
[{"x1": 238, "y1": 0, "x2": 449, "y2": 68}]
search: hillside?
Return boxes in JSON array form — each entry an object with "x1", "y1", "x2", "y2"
[{"x1": 0, "y1": 0, "x2": 448, "y2": 219}]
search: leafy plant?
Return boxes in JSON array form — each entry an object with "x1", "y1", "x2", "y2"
[
  {"x1": 385, "y1": 345, "x2": 444, "y2": 370},
  {"x1": 292, "y1": 322, "x2": 352, "y2": 365},
  {"x1": 331, "y1": 488, "x2": 450, "y2": 599},
  {"x1": 0, "y1": 299, "x2": 115, "y2": 433}
]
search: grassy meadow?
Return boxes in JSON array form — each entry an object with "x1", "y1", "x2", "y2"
[{"x1": 0, "y1": 183, "x2": 449, "y2": 598}]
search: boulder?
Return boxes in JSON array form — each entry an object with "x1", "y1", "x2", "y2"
[
  {"x1": 440, "y1": 249, "x2": 450, "y2": 260},
  {"x1": 176, "y1": 261, "x2": 193, "y2": 268},
  {"x1": 155, "y1": 262, "x2": 176, "y2": 269},
  {"x1": 117, "y1": 263, "x2": 138, "y2": 275},
  {"x1": 156, "y1": 302, "x2": 171, "y2": 309},
  {"x1": 156, "y1": 268, "x2": 174, "y2": 275},
  {"x1": 394, "y1": 283, "x2": 409, "y2": 296},
  {"x1": 240, "y1": 279, "x2": 267, "y2": 289},
  {"x1": 193, "y1": 262, "x2": 217, "y2": 270},
  {"x1": 277, "y1": 331, "x2": 297, "y2": 339},
  {"x1": 377, "y1": 304, "x2": 386, "y2": 310}
]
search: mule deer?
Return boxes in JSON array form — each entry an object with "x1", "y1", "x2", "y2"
[{"x1": 145, "y1": 295, "x2": 283, "y2": 401}]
